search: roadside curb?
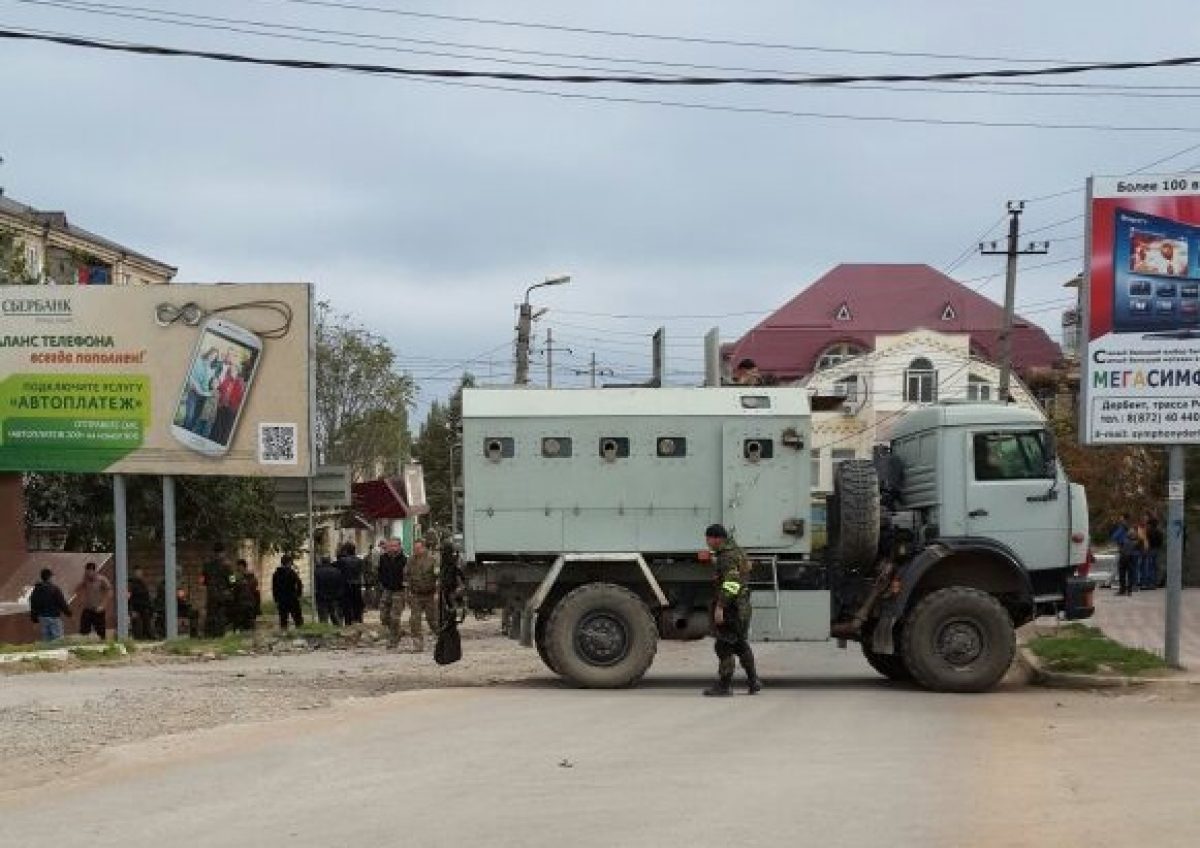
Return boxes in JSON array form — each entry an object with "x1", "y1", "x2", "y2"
[{"x1": 1019, "y1": 647, "x2": 1200, "y2": 691}]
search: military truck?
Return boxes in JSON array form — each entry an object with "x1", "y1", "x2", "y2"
[{"x1": 461, "y1": 386, "x2": 1094, "y2": 693}]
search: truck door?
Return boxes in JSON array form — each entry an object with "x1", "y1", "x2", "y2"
[
  {"x1": 721, "y1": 421, "x2": 806, "y2": 549},
  {"x1": 962, "y1": 428, "x2": 1068, "y2": 571}
]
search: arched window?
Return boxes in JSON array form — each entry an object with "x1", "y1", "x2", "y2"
[
  {"x1": 904, "y1": 357, "x2": 937, "y2": 403},
  {"x1": 967, "y1": 374, "x2": 992, "y2": 402},
  {"x1": 815, "y1": 342, "x2": 867, "y2": 371}
]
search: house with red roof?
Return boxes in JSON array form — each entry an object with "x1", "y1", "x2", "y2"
[{"x1": 724, "y1": 263, "x2": 1062, "y2": 383}]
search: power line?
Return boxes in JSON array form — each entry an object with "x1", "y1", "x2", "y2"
[
  {"x1": 7, "y1": 26, "x2": 1200, "y2": 90},
  {"x1": 260, "y1": 0, "x2": 1114, "y2": 66}
]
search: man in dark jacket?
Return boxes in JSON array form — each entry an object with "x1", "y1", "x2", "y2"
[
  {"x1": 336, "y1": 542, "x2": 365, "y2": 625},
  {"x1": 271, "y1": 555, "x2": 304, "y2": 630},
  {"x1": 29, "y1": 568, "x2": 71, "y2": 643},
  {"x1": 377, "y1": 538, "x2": 407, "y2": 648},
  {"x1": 201, "y1": 543, "x2": 234, "y2": 637},
  {"x1": 314, "y1": 555, "x2": 344, "y2": 626},
  {"x1": 128, "y1": 567, "x2": 154, "y2": 640}
]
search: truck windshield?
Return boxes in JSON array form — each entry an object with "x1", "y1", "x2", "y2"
[{"x1": 973, "y1": 430, "x2": 1053, "y2": 481}]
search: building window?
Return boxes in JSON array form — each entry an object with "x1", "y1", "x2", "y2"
[
  {"x1": 833, "y1": 375, "x2": 860, "y2": 403},
  {"x1": 541, "y1": 437, "x2": 572, "y2": 458},
  {"x1": 834, "y1": 302, "x2": 853, "y2": 321},
  {"x1": 904, "y1": 357, "x2": 937, "y2": 404},
  {"x1": 656, "y1": 436, "x2": 686, "y2": 457},
  {"x1": 831, "y1": 448, "x2": 856, "y2": 472},
  {"x1": 810, "y1": 448, "x2": 821, "y2": 488},
  {"x1": 815, "y1": 342, "x2": 866, "y2": 371},
  {"x1": 973, "y1": 431, "x2": 1053, "y2": 481},
  {"x1": 967, "y1": 375, "x2": 992, "y2": 402}
]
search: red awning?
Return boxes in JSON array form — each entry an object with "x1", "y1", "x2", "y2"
[{"x1": 351, "y1": 477, "x2": 427, "y2": 521}]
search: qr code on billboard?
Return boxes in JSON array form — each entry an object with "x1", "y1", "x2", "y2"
[{"x1": 259, "y1": 423, "x2": 298, "y2": 465}]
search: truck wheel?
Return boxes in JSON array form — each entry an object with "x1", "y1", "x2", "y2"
[
  {"x1": 535, "y1": 616, "x2": 560, "y2": 676},
  {"x1": 545, "y1": 583, "x2": 658, "y2": 689},
  {"x1": 901, "y1": 588, "x2": 1015, "y2": 693},
  {"x1": 861, "y1": 643, "x2": 912, "y2": 682},
  {"x1": 831, "y1": 460, "x2": 880, "y2": 573}
]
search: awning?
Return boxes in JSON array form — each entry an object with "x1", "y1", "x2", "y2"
[{"x1": 351, "y1": 476, "x2": 427, "y2": 522}]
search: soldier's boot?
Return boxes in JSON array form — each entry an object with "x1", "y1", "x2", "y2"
[
  {"x1": 702, "y1": 675, "x2": 733, "y2": 697},
  {"x1": 741, "y1": 650, "x2": 762, "y2": 695}
]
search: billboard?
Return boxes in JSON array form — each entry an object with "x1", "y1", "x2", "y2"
[
  {"x1": 0, "y1": 283, "x2": 313, "y2": 475},
  {"x1": 1083, "y1": 174, "x2": 1200, "y2": 445}
]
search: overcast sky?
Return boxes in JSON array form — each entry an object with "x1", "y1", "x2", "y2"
[{"x1": 4, "y1": 0, "x2": 1200, "y2": 419}]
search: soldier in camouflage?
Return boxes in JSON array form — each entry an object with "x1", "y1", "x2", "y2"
[
  {"x1": 702, "y1": 524, "x2": 761, "y2": 697},
  {"x1": 405, "y1": 538, "x2": 440, "y2": 652}
]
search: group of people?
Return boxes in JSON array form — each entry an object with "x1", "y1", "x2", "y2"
[
  {"x1": 27, "y1": 561, "x2": 184, "y2": 643},
  {"x1": 181, "y1": 347, "x2": 251, "y2": 442},
  {"x1": 311, "y1": 536, "x2": 455, "y2": 652},
  {"x1": 1110, "y1": 512, "x2": 1165, "y2": 596},
  {"x1": 199, "y1": 544, "x2": 262, "y2": 637}
]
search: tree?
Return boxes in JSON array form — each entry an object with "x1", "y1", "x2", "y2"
[
  {"x1": 413, "y1": 374, "x2": 475, "y2": 531},
  {"x1": 0, "y1": 227, "x2": 38, "y2": 284},
  {"x1": 1053, "y1": 416, "x2": 1166, "y2": 539},
  {"x1": 314, "y1": 302, "x2": 415, "y2": 480}
]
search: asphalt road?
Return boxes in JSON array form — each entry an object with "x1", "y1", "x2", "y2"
[{"x1": 3, "y1": 640, "x2": 1198, "y2": 848}]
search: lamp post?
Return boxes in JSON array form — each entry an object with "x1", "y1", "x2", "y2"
[
  {"x1": 448, "y1": 438, "x2": 461, "y2": 539},
  {"x1": 515, "y1": 274, "x2": 571, "y2": 385}
]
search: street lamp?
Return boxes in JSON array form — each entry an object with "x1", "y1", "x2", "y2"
[{"x1": 516, "y1": 274, "x2": 571, "y2": 385}]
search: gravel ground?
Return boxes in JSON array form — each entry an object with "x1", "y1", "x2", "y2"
[{"x1": 0, "y1": 618, "x2": 543, "y2": 793}]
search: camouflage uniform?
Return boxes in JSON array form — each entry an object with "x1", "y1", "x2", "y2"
[
  {"x1": 708, "y1": 539, "x2": 760, "y2": 695},
  {"x1": 201, "y1": 556, "x2": 234, "y2": 638},
  {"x1": 405, "y1": 550, "x2": 440, "y2": 651}
]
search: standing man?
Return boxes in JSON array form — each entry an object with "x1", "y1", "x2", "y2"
[
  {"x1": 271, "y1": 555, "x2": 305, "y2": 630},
  {"x1": 336, "y1": 542, "x2": 365, "y2": 625},
  {"x1": 232, "y1": 559, "x2": 261, "y2": 631},
  {"x1": 377, "y1": 538, "x2": 407, "y2": 649},
  {"x1": 75, "y1": 561, "x2": 112, "y2": 640},
  {"x1": 127, "y1": 567, "x2": 154, "y2": 640},
  {"x1": 201, "y1": 543, "x2": 234, "y2": 637},
  {"x1": 702, "y1": 524, "x2": 761, "y2": 697},
  {"x1": 314, "y1": 555, "x2": 344, "y2": 626},
  {"x1": 29, "y1": 568, "x2": 71, "y2": 643},
  {"x1": 405, "y1": 538, "x2": 440, "y2": 652}
]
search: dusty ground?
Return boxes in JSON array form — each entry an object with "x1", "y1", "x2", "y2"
[{"x1": 0, "y1": 618, "x2": 541, "y2": 793}]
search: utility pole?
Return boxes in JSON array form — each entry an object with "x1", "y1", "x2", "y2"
[
  {"x1": 980, "y1": 202, "x2": 1048, "y2": 402},
  {"x1": 572, "y1": 353, "x2": 614, "y2": 387},
  {"x1": 546, "y1": 327, "x2": 553, "y2": 388},
  {"x1": 515, "y1": 302, "x2": 532, "y2": 386}
]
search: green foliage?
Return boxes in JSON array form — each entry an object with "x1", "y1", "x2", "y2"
[
  {"x1": 314, "y1": 302, "x2": 415, "y2": 480},
  {"x1": 0, "y1": 227, "x2": 39, "y2": 284},
  {"x1": 1028, "y1": 623, "x2": 1169, "y2": 675},
  {"x1": 24, "y1": 472, "x2": 302, "y2": 552},
  {"x1": 160, "y1": 632, "x2": 250, "y2": 657},
  {"x1": 413, "y1": 374, "x2": 474, "y2": 531}
]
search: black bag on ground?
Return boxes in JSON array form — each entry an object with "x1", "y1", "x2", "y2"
[{"x1": 434, "y1": 624, "x2": 462, "y2": 665}]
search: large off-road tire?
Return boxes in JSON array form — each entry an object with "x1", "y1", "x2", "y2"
[
  {"x1": 901, "y1": 588, "x2": 1015, "y2": 693},
  {"x1": 861, "y1": 642, "x2": 912, "y2": 682},
  {"x1": 829, "y1": 459, "x2": 881, "y2": 573},
  {"x1": 534, "y1": 615, "x2": 560, "y2": 676},
  {"x1": 544, "y1": 583, "x2": 658, "y2": 688}
]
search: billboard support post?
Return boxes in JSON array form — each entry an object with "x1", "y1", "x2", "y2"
[
  {"x1": 1166, "y1": 445, "x2": 1185, "y2": 668},
  {"x1": 112, "y1": 474, "x2": 129, "y2": 640},
  {"x1": 306, "y1": 475, "x2": 316, "y2": 604},
  {"x1": 163, "y1": 475, "x2": 178, "y2": 640}
]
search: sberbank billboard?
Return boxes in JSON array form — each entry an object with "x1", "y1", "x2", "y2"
[{"x1": 0, "y1": 284, "x2": 313, "y2": 476}]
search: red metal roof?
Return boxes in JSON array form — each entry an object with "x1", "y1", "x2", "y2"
[{"x1": 726, "y1": 264, "x2": 1062, "y2": 381}]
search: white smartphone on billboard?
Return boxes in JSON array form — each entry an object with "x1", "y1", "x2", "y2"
[{"x1": 171, "y1": 317, "x2": 263, "y2": 457}]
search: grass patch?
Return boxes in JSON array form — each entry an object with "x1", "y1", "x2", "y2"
[
  {"x1": 294, "y1": 621, "x2": 338, "y2": 638},
  {"x1": 160, "y1": 632, "x2": 252, "y2": 658},
  {"x1": 68, "y1": 643, "x2": 128, "y2": 663},
  {"x1": 0, "y1": 642, "x2": 44, "y2": 654},
  {"x1": 1029, "y1": 624, "x2": 1169, "y2": 676}
]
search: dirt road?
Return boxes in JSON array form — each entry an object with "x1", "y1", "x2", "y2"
[{"x1": 2, "y1": 626, "x2": 1198, "y2": 847}]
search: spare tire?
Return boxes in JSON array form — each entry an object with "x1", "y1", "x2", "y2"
[
  {"x1": 830, "y1": 459, "x2": 881, "y2": 573},
  {"x1": 544, "y1": 583, "x2": 658, "y2": 688}
]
